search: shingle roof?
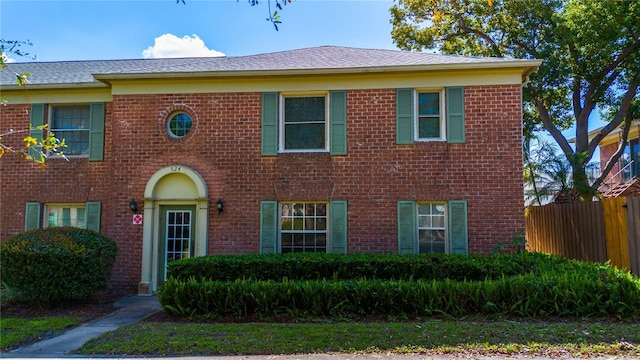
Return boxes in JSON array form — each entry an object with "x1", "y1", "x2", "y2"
[{"x1": 1, "y1": 46, "x2": 540, "y2": 87}]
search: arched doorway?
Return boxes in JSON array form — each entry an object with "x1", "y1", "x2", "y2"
[{"x1": 138, "y1": 165, "x2": 209, "y2": 295}]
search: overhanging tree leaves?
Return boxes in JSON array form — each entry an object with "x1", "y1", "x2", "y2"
[
  {"x1": 177, "y1": 0, "x2": 291, "y2": 30},
  {"x1": 391, "y1": 0, "x2": 640, "y2": 197},
  {"x1": 0, "y1": 40, "x2": 66, "y2": 168}
]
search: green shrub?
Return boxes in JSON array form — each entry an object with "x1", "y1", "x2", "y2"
[
  {"x1": 160, "y1": 253, "x2": 640, "y2": 319},
  {"x1": 159, "y1": 267, "x2": 640, "y2": 319},
  {"x1": 0, "y1": 227, "x2": 118, "y2": 306},
  {"x1": 167, "y1": 252, "x2": 544, "y2": 282}
]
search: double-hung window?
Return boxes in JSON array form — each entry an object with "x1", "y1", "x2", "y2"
[
  {"x1": 281, "y1": 94, "x2": 328, "y2": 151},
  {"x1": 261, "y1": 91, "x2": 347, "y2": 156},
  {"x1": 398, "y1": 200, "x2": 468, "y2": 255},
  {"x1": 51, "y1": 105, "x2": 91, "y2": 156},
  {"x1": 45, "y1": 204, "x2": 87, "y2": 228},
  {"x1": 280, "y1": 202, "x2": 328, "y2": 253},
  {"x1": 29, "y1": 103, "x2": 105, "y2": 161},
  {"x1": 396, "y1": 87, "x2": 464, "y2": 144},
  {"x1": 259, "y1": 200, "x2": 347, "y2": 254},
  {"x1": 416, "y1": 91, "x2": 445, "y2": 141},
  {"x1": 25, "y1": 202, "x2": 102, "y2": 232},
  {"x1": 417, "y1": 203, "x2": 447, "y2": 253}
]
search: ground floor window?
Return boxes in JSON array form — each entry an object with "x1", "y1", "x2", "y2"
[
  {"x1": 417, "y1": 203, "x2": 447, "y2": 253},
  {"x1": 45, "y1": 204, "x2": 86, "y2": 228},
  {"x1": 280, "y1": 202, "x2": 328, "y2": 253},
  {"x1": 398, "y1": 200, "x2": 467, "y2": 255}
]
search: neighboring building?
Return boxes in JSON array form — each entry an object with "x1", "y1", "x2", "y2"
[
  {"x1": 0, "y1": 46, "x2": 540, "y2": 294},
  {"x1": 593, "y1": 120, "x2": 640, "y2": 197}
]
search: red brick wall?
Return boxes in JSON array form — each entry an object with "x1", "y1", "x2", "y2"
[
  {"x1": 0, "y1": 84, "x2": 524, "y2": 292},
  {"x1": 599, "y1": 142, "x2": 621, "y2": 181}
]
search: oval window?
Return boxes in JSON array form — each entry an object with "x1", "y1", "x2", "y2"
[{"x1": 167, "y1": 113, "x2": 192, "y2": 138}]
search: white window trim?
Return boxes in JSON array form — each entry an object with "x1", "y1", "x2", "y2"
[
  {"x1": 279, "y1": 92, "x2": 330, "y2": 153},
  {"x1": 49, "y1": 104, "x2": 91, "y2": 158},
  {"x1": 277, "y1": 201, "x2": 330, "y2": 253},
  {"x1": 44, "y1": 203, "x2": 87, "y2": 229},
  {"x1": 414, "y1": 89, "x2": 446, "y2": 142},
  {"x1": 416, "y1": 202, "x2": 448, "y2": 254}
]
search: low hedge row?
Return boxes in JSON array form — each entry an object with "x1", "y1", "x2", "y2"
[
  {"x1": 159, "y1": 268, "x2": 640, "y2": 318},
  {"x1": 168, "y1": 252, "x2": 554, "y2": 282},
  {"x1": 160, "y1": 253, "x2": 640, "y2": 319},
  {"x1": 167, "y1": 252, "x2": 620, "y2": 282}
]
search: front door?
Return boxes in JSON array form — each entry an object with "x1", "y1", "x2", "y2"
[{"x1": 158, "y1": 205, "x2": 196, "y2": 285}]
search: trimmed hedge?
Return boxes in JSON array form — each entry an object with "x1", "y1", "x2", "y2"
[
  {"x1": 0, "y1": 227, "x2": 118, "y2": 306},
  {"x1": 160, "y1": 252, "x2": 640, "y2": 319},
  {"x1": 159, "y1": 269, "x2": 640, "y2": 318},
  {"x1": 167, "y1": 252, "x2": 544, "y2": 281}
]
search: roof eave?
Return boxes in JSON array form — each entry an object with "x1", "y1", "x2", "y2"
[
  {"x1": 0, "y1": 81, "x2": 109, "y2": 91},
  {"x1": 93, "y1": 60, "x2": 543, "y2": 81}
]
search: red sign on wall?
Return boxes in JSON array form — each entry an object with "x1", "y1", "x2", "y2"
[{"x1": 132, "y1": 214, "x2": 143, "y2": 225}]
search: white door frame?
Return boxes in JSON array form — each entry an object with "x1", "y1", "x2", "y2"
[{"x1": 138, "y1": 165, "x2": 209, "y2": 295}]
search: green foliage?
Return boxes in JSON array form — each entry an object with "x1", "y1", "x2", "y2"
[
  {"x1": 391, "y1": 0, "x2": 640, "y2": 195},
  {"x1": 0, "y1": 227, "x2": 118, "y2": 306},
  {"x1": 167, "y1": 252, "x2": 541, "y2": 282},
  {"x1": 160, "y1": 253, "x2": 640, "y2": 319}
]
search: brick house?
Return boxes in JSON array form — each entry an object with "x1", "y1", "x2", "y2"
[
  {"x1": 593, "y1": 121, "x2": 640, "y2": 197},
  {"x1": 0, "y1": 46, "x2": 540, "y2": 295}
]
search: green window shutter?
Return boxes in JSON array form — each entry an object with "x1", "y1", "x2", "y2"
[
  {"x1": 260, "y1": 200, "x2": 278, "y2": 253},
  {"x1": 88, "y1": 103, "x2": 105, "y2": 161},
  {"x1": 29, "y1": 104, "x2": 46, "y2": 161},
  {"x1": 85, "y1": 202, "x2": 101, "y2": 232},
  {"x1": 396, "y1": 88, "x2": 414, "y2": 144},
  {"x1": 330, "y1": 200, "x2": 348, "y2": 253},
  {"x1": 446, "y1": 87, "x2": 465, "y2": 144},
  {"x1": 397, "y1": 200, "x2": 416, "y2": 254},
  {"x1": 448, "y1": 200, "x2": 468, "y2": 255},
  {"x1": 25, "y1": 202, "x2": 41, "y2": 231},
  {"x1": 261, "y1": 93, "x2": 278, "y2": 156},
  {"x1": 329, "y1": 90, "x2": 347, "y2": 155}
]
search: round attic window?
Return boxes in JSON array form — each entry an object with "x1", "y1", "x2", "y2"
[{"x1": 167, "y1": 112, "x2": 192, "y2": 138}]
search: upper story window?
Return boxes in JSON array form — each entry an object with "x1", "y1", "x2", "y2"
[
  {"x1": 416, "y1": 91, "x2": 445, "y2": 141},
  {"x1": 281, "y1": 95, "x2": 328, "y2": 151},
  {"x1": 51, "y1": 105, "x2": 90, "y2": 156},
  {"x1": 29, "y1": 103, "x2": 105, "y2": 161},
  {"x1": 261, "y1": 91, "x2": 346, "y2": 156},
  {"x1": 396, "y1": 87, "x2": 464, "y2": 145}
]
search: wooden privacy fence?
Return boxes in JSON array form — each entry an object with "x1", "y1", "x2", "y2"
[{"x1": 525, "y1": 197, "x2": 640, "y2": 276}]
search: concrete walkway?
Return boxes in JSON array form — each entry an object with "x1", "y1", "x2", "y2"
[{"x1": 4, "y1": 295, "x2": 162, "y2": 357}]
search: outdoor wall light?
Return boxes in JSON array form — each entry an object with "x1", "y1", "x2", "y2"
[
  {"x1": 129, "y1": 199, "x2": 138, "y2": 213},
  {"x1": 216, "y1": 198, "x2": 224, "y2": 213}
]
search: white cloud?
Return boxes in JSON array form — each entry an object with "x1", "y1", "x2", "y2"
[{"x1": 142, "y1": 34, "x2": 225, "y2": 59}]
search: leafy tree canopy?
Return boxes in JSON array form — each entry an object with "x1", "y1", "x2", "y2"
[{"x1": 391, "y1": 0, "x2": 640, "y2": 196}]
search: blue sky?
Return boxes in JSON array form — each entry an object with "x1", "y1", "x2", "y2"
[{"x1": 1, "y1": 0, "x2": 397, "y2": 62}]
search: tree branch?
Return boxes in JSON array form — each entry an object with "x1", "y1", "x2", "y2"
[
  {"x1": 593, "y1": 112, "x2": 634, "y2": 189},
  {"x1": 452, "y1": 13, "x2": 503, "y2": 57},
  {"x1": 587, "y1": 74, "x2": 640, "y2": 157},
  {"x1": 534, "y1": 100, "x2": 574, "y2": 156}
]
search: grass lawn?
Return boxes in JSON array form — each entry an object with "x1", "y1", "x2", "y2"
[
  {"x1": 77, "y1": 318, "x2": 640, "y2": 357},
  {"x1": 0, "y1": 317, "x2": 83, "y2": 351}
]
